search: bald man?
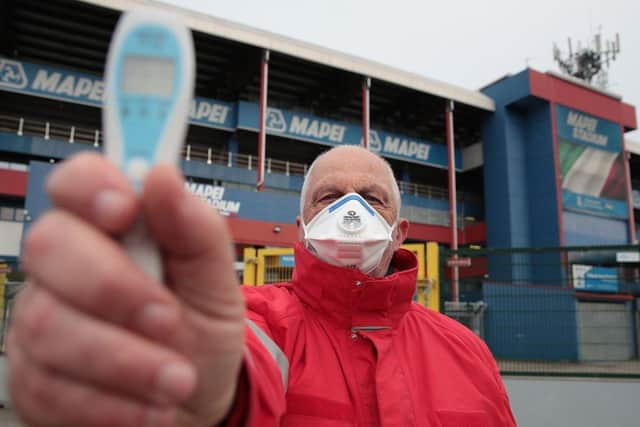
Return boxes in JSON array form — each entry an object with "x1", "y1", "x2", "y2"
[{"x1": 8, "y1": 146, "x2": 515, "y2": 426}]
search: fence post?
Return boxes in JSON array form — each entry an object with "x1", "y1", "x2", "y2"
[
  {"x1": 186, "y1": 144, "x2": 191, "y2": 161},
  {"x1": 17, "y1": 118, "x2": 24, "y2": 136},
  {"x1": 426, "y1": 242, "x2": 440, "y2": 312},
  {"x1": 69, "y1": 126, "x2": 75, "y2": 143},
  {"x1": 44, "y1": 122, "x2": 50, "y2": 140},
  {"x1": 248, "y1": 155, "x2": 252, "y2": 170},
  {"x1": 94, "y1": 130, "x2": 100, "y2": 147},
  {"x1": 285, "y1": 161, "x2": 290, "y2": 176},
  {"x1": 243, "y1": 247, "x2": 257, "y2": 286},
  {"x1": 256, "y1": 249, "x2": 265, "y2": 286},
  {"x1": 207, "y1": 148, "x2": 212, "y2": 164},
  {"x1": 267, "y1": 158, "x2": 272, "y2": 174}
]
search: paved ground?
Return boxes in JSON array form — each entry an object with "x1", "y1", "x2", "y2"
[
  {"x1": 0, "y1": 408, "x2": 23, "y2": 427},
  {"x1": 499, "y1": 359, "x2": 640, "y2": 376}
]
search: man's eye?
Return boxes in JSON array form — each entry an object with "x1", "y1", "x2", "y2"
[
  {"x1": 364, "y1": 195, "x2": 383, "y2": 204},
  {"x1": 318, "y1": 194, "x2": 339, "y2": 203}
]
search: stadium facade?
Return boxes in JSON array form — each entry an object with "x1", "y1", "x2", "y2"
[{"x1": 0, "y1": 0, "x2": 638, "y2": 294}]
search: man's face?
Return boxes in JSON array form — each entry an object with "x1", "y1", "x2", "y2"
[{"x1": 298, "y1": 147, "x2": 409, "y2": 277}]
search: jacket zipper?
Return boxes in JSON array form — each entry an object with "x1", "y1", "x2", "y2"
[{"x1": 350, "y1": 325, "x2": 390, "y2": 339}]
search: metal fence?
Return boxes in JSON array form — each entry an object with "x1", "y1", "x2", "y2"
[
  {"x1": 0, "y1": 113, "x2": 478, "y2": 201},
  {"x1": 0, "y1": 281, "x2": 24, "y2": 353},
  {"x1": 440, "y1": 244, "x2": 640, "y2": 378},
  {"x1": 4, "y1": 244, "x2": 640, "y2": 377}
]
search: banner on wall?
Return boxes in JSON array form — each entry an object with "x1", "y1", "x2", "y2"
[
  {"x1": 184, "y1": 182, "x2": 241, "y2": 216},
  {"x1": 1, "y1": 58, "x2": 461, "y2": 170},
  {"x1": 0, "y1": 58, "x2": 236, "y2": 130},
  {"x1": 556, "y1": 105, "x2": 628, "y2": 219},
  {"x1": 25, "y1": 161, "x2": 301, "y2": 227},
  {"x1": 572, "y1": 264, "x2": 618, "y2": 293},
  {"x1": 236, "y1": 101, "x2": 462, "y2": 170}
]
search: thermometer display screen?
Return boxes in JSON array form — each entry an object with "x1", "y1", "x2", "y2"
[{"x1": 122, "y1": 56, "x2": 174, "y2": 97}]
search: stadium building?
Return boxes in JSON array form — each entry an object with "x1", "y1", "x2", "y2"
[
  {"x1": 1, "y1": 0, "x2": 639, "y2": 368},
  {"x1": 0, "y1": 0, "x2": 494, "y2": 270}
]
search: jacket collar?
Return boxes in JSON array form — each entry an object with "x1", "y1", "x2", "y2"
[{"x1": 291, "y1": 242, "x2": 418, "y2": 329}]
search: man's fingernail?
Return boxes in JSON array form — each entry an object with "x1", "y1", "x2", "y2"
[
  {"x1": 156, "y1": 362, "x2": 197, "y2": 403},
  {"x1": 94, "y1": 190, "x2": 132, "y2": 226},
  {"x1": 144, "y1": 406, "x2": 176, "y2": 427}
]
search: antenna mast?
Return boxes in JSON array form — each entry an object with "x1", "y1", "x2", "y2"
[{"x1": 553, "y1": 30, "x2": 620, "y2": 89}]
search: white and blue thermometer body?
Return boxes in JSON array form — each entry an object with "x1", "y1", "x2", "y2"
[{"x1": 104, "y1": 10, "x2": 195, "y2": 282}]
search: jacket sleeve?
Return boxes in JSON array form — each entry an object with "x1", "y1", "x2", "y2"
[{"x1": 222, "y1": 287, "x2": 289, "y2": 426}]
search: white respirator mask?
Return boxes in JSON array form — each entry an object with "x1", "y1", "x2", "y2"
[{"x1": 302, "y1": 192, "x2": 395, "y2": 274}]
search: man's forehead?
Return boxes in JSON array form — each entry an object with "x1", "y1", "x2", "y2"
[
  {"x1": 309, "y1": 150, "x2": 394, "y2": 193},
  {"x1": 312, "y1": 148, "x2": 388, "y2": 174}
]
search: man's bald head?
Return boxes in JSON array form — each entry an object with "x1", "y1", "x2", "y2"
[
  {"x1": 299, "y1": 146, "x2": 401, "y2": 220},
  {"x1": 297, "y1": 145, "x2": 409, "y2": 277}
]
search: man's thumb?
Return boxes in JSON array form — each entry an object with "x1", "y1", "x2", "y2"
[{"x1": 141, "y1": 166, "x2": 242, "y2": 319}]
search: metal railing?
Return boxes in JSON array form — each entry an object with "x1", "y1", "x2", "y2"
[
  {"x1": 0, "y1": 113, "x2": 480, "y2": 202},
  {"x1": 441, "y1": 244, "x2": 640, "y2": 378},
  {"x1": 0, "y1": 281, "x2": 24, "y2": 353}
]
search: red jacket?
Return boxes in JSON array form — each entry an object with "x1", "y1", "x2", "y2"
[{"x1": 233, "y1": 243, "x2": 516, "y2": 426}]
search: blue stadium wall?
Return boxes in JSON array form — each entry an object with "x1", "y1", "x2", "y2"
[{"x1": 480, "y1": 69, "x2": 637, "y2": 361}]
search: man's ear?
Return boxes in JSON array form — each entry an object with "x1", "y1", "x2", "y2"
[{"x1": 393, "y1": 218, "x2": 410, "y2": 249}]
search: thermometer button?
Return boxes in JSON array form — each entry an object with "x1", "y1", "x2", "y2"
[{"x1": 126, "y1": 157, "x2": 150, "y2": 182}]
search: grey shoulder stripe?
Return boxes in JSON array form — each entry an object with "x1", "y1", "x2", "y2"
[{"x1": 245, "y1": 318, "x2": 289, "y2": 391}]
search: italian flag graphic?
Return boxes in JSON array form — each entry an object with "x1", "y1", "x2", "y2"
[{"x1": 559, "y1": 141, "x2": 626, "y2": 200}]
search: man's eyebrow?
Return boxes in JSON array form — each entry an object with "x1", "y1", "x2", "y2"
[
  {"x1": 357, "y1": 184, "x2": 390, "y2": 199},
  {"x1": 311, "y1": 184, "x2": 342, "y2": 199}
]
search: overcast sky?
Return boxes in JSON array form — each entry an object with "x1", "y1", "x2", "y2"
[{"x1": 164, "y1": 0, "x2": 639, "y2": 140}]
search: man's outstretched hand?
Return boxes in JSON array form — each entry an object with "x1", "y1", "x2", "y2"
[{"x1": 8, "y1": 153, "x2": 246, "y2": 427}]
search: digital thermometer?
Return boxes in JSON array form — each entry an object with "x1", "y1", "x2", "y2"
[{"x1": 104, "y1": 9, "x2": 195, "y2": 283}]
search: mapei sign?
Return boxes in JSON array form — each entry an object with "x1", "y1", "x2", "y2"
[
  {"x1": 238, "y1": 101, "x2": 460, "y2": 169},
  {"x1": 555, "y1": 104, "x2": 621, "y2": 152},
  {"x1": 0, "y1": 58, "x2": 236, "y2": 130},
  {"x1": 1, "y1": 58, "x2": 462, "y2": 170},
  {"x1": 185, "y1": 182, "x2": 241, "y2": 216}
]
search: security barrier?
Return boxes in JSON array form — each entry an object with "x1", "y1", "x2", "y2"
[
  {"x1": 440, "y1": 244, "x2": 640, "y2": 378},
  {"x1": 0, "y1": 263, "x2": 24, "y2": 353},
  {"x1": 243, "y1": 247, "x2": 295, "y2": 286},
  {"x1": 242, "y1": 243, "x2": 440, "y2": 312}
]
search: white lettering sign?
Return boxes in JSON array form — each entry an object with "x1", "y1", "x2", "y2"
[
  {"x1": 289, "y1": 115, "x2": 346, "y2": 143},
  {"x1": 190, "y1": 100, "x2": 230, "y2": 125},
  {"x1": 566, "y1": 111, "x2": 608, "y2": 147},
  {"x1": 31, "y1": 70, "x2": 104, "y2": 102},
  {"x1": 185, "y1": 183, "x2": 241, "y2": 216},
  {"x1": 383, "y1": 136, "x2": 431, "y2": 160}
]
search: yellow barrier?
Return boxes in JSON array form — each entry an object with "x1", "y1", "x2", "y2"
[
  {"x1": 256, "y1": 247, "x2": 294, "y2": 286},
  {"x1": 244, "y1": 247, "x2": 294, "y2": 286},
  {"x1": 400, "y1": 243, "x2": 426, "y2": 306},
  {"x1": 242, "y1": 243, "x2": 439, "y2": 312},
  {"x1": 426, "y1": 242, "x2": 440, "y2": 312},
  {"x1": 242, "y1": 248, "x2": 257, "y2": 285}
]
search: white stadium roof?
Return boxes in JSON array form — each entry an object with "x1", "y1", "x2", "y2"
[{"x1": 80, "y1": 0, "x2": 495, "y2": 112}]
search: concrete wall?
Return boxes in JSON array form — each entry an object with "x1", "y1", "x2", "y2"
[
  {"x1": 0, "y1": 221, "x2": 22, "y2": 258},
  {"x1": 577, "y1": 301, "x2": 635, "y2": 361},
  {"x1": 505, "y1": 377, "x2": 640, "y2": 427}
]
